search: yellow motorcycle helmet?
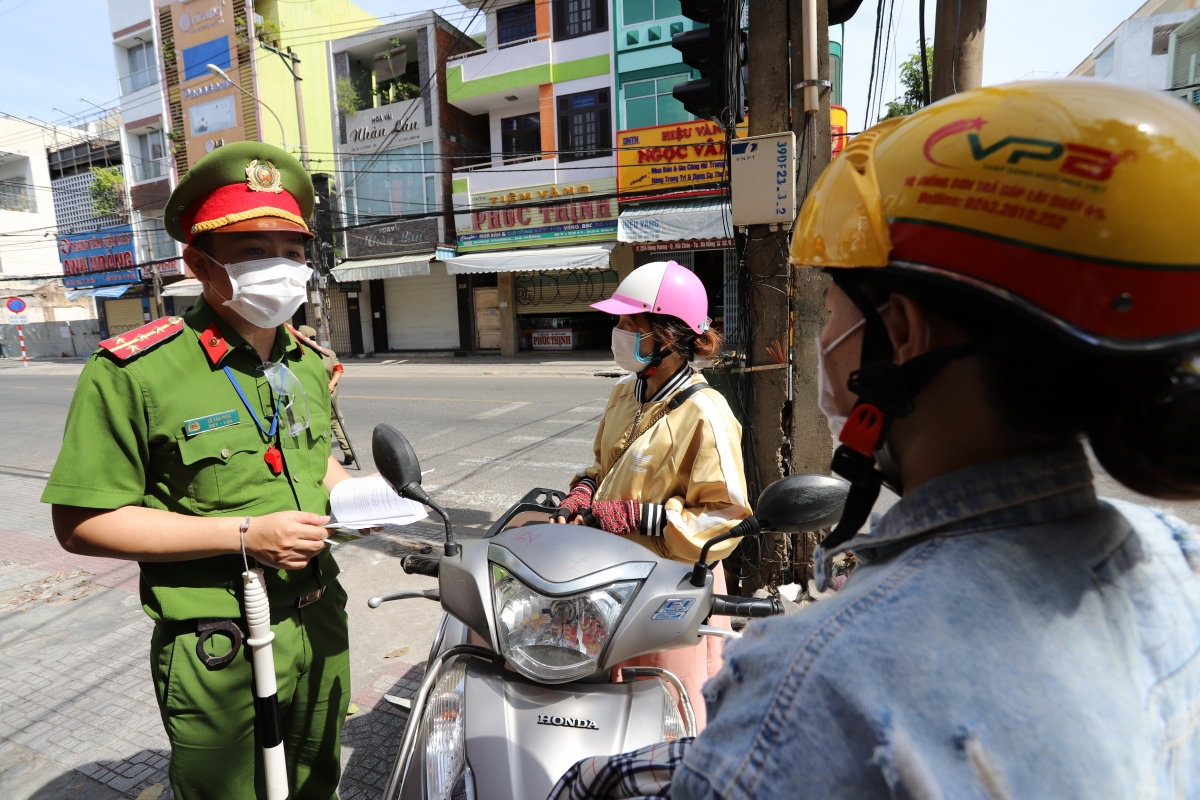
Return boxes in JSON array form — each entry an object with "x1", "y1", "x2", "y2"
[
  {"x1": 793, "y1": 82, "x2": 1200, "y2": 581},
  {"x1": 791, "y1": 79, "x2": 1200, "y2": 352}
]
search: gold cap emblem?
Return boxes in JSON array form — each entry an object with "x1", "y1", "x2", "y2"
[{"x1": 245, "y1": 160, "x2": 283, "y2": 194}]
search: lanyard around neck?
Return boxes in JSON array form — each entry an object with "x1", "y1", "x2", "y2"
[{"x1": 223, "y1": 365, "x2": 279, "y2": 439}]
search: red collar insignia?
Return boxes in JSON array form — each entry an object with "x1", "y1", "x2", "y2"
[{"x1": 198, "y1": 321, "x2": 231, "y2": 366}]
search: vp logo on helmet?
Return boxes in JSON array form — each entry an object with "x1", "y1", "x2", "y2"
[{"x1": 923, "y1": 117, "x2": 1127, "y2": 182}]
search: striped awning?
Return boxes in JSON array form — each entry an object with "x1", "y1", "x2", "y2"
[
  {"x1": 331, "y1": 252, "x2": 435, "y2": 282},
  {"x1": 162, "y1": 278, "x2": 202, "y2": 297},
  {"x1": 444, "y1": 244, "x2": 614, "y2": 275},
  {"x1": 617, "y1": 199, "x2": 733, "y2": 243}
]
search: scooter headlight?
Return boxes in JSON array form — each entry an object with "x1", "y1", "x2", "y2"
[
  {"x1": 491, "y1": 564, "x2": 639, "y2": 683},
  {"x1": 422, "y1": 659, "x2": 475, "y2": 800}
]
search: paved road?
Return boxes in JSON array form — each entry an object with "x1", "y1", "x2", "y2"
[
  {"x1": 0, "y1": 355, "x2": 615, "y2": 800},
  {"x1": 2, "y1": 353, "x2": 1199, "y2": 799}
]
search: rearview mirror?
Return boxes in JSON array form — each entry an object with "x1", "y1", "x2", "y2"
[
  {"x1": 756, "y1": 474, "x2": 849, "y2": 532},
  {"x1": 372, "y1": 424, "x2": 424, "y2": 496},
  {"x1": 372, "y1": 423, "x2": 459, "y2": 556}
]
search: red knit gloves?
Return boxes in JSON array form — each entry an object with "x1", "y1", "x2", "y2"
[
  {"x1": 555, "y1": 478, "x2": 595, "y2": 521},
  {"x1": 586, "y1": 500, "x2": 641, "y2": 536}
]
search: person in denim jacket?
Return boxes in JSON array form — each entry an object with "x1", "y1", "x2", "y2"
[{"x1": 550, "y1": 80, "x2": 1200, "y2": 799}]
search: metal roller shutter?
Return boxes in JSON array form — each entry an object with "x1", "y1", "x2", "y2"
[
  {"x1": 382, "y1": 262, "x2": 461, "y2": 350},
  {"x1": 104, "y1": 298, "x2": 151, "y2": 336},
  {"x1": 514, "y1": 268, "x2": 619, "y2": 316}
]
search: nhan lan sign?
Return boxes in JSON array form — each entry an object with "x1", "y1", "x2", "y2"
[{"x1": 343, "y1": 100, "x2": 424, "y2": 155}]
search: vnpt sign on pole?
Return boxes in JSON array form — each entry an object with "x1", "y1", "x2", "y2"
[{"x1": 59, "y1": 225, "x2": 140, "y2": 288}]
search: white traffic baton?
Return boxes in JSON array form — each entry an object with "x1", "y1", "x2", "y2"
[{"x1": 244, "y1": 567, "x2": 289, "y2": 800}]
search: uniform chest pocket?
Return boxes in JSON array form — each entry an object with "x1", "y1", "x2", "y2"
[{"x1": 176, "y1": 427, "x2": 272, "y2": 514}]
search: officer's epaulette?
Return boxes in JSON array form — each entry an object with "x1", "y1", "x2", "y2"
[
  {"x1": 98, "y1": 316, "x2": 185, "y2": 361},
  {"x1": 286, "y1": 324, "x2": 332, "y2": 357}
]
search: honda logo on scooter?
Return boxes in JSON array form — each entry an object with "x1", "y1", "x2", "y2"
[{"x1": 537, "y1": 714, "x2": 599, "y2": 730}]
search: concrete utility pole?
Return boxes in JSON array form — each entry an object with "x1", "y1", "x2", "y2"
[
  {"x1": 791, "y1": 0, "x2": 833, "y2": 477},
  {"x1": 932, "y1": 0, "x2": 987, "y2": 101},
  {"x1": 742, "y1": 0, "x2": 789, "y2": 504},
  {"x1": 734, "y1": 0, "x2": 833, "y2": 593}
]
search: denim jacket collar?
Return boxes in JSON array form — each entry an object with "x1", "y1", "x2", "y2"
[{"x1": 818, "y1": 443, "x2": 1098, "y2": 570}]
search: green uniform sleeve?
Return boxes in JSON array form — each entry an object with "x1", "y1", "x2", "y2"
[{"x1": 42, "y1": 354, "x2": 150, "y2": 509}]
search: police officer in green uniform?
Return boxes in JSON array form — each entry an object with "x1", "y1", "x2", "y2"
[{"x1": 43, "y1": 142, "x2": 356, "y2": 800}]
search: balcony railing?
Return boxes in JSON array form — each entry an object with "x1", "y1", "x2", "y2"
[
  {"x1": 0, "y1": 183, "x2": 34, "y2": 212},
  {"x1": 119, "y1": 67, "x2": 159, "y2": 96},
  {"x1": 446, "y1": 33, "x2": 550, "y2": 65},
  {"x1": 454, "y1": 154, "x2": 544, "y2": 172},
  {"x1": 132, "y1": 158, "x2": 170, "y2": 182}
]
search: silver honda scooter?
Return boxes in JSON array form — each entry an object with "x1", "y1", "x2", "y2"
[{"x1": 366, "y1": 424, "x2": 849, "y2": 800}]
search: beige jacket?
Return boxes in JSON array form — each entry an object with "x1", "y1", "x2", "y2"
[{"x1": 575, "y1": 367, "x2": 751, "y2": 564}]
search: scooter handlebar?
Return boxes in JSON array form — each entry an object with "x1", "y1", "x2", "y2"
[
  {"x1": 401, "y1": 553, "x2": 441, "y2": 577},
  {"x1": 710, "y1": 594, "x2": 784, "y2": 618}
]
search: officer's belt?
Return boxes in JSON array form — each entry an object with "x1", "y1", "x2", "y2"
[{"x1": 157, "y1": 585, "x2": 327, "y2": 669}]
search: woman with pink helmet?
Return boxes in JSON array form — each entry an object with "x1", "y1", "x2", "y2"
[{"x1": 552, "y1": 260, "x2": 751, "y2": 727}]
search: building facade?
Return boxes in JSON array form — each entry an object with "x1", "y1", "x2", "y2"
[
  {"x1": 325, "y1": 11, "x2": 488, "y2": 355},
  {"x1": 1069, "y1": 0, "x2": 1200, "y2": 92},
  {"x1": 0, "y1": 116, "x2": 99, "y2": 329},
  {"x1": 445, "y1": 0, "x2": 625, "y2": 355},
  {"x1": 150, "y1": 0, "x2": 379, "y2": 336}
]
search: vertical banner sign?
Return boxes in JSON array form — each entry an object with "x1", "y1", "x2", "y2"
[
  {"x1": 831, "y1": 105, "x2": 849, "y2": 156},
  {"x1": 172, "y1": 1, "x2": 249, "y2": 166}
]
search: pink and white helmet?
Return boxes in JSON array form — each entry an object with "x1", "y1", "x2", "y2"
[{"x1": 592, "y1": 261, "x2": 710, "y2": 335}]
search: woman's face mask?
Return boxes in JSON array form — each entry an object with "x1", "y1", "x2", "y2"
[
  {"x1": 205, "y1": 253, "x2": 312, "y2": 329},
  {"x1": 611, "y1": 327, "x2": 656, "y2": 374},
  {"x1": 816, "y1": 301, "x2": 890, "y2": 439}
]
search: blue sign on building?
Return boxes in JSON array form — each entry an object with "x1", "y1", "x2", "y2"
[{"x1": 59, "y1": 224, "x2": 141, "y2": 288}]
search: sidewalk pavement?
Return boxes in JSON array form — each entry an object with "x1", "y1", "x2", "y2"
[
  {"x1": 0, "y1": 350, "x2": 627, "y2": 379},
  {"x1": 0, "y1": 469, "x2": 449, "y2": 800}
]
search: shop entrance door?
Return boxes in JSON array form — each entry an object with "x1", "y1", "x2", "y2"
[{"x1": 474, "y1": 287, "x2": 501, "y2": 350}]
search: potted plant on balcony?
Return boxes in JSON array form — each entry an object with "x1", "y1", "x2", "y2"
[{"x1": 374, "y1": 38, "x2": 407, "y2": 83}]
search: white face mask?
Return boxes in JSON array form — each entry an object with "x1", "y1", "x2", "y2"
[
  {"x1": 611, "y1": 327, "x2": 656, "y2": 374},
  {"x1": 816, "y1": 302, "x2": 890, "y2": 439},
  {"x1": 206, "y1": 255, "x2": 312, "y2": 329}
]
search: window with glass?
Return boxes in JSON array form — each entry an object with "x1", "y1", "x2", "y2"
[
  {"x1": 498, "y1": 2, "x2": 537, "y2": 45},
  {"x1": 622, "y1": 0, "x2": 681, "y2": 25},
  {"x1": 554, "y1": 0, "x2": 607, "y2": 40},
  {"x1": 623, "y1": 75, "x2": 688, "y2": 129},
  {"x1": 341, "y1": 141, "x2": 438, "y2": 224},
  {"x1": 134, "y1": 130, "x2": 166, "y2": 181},
  {"x1": 0, "y1": 177, "x2": 33, "y2": 213},
  {"x1": 1095, "y1": 44, "x2": 1115, "y2": 78},
  {"x1": 501, "y1": 113, "x2": 542, "y2": 158},
  {"x1": 125, "y1": 41, "x2": 156, "y2": 92},
  {"x1": 557, "y1": 89, "x2": 610, "y2": 162}
]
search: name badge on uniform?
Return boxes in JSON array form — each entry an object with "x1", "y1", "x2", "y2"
[{"x1": 183, "y1": 410, "x2": 241, "y2": 437}]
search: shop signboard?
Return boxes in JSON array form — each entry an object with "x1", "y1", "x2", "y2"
[
  {"x1": 455, "y1": 178, "x2": 618, "y2": 252},
  {"x1": 617, "y1": 121, "x2": 728, "y2": 202},
  {"x1": 59, "y1": 225, "x2": 141, "y2": 288},
  {"x1": 342, "y1": 100, "x2": 425, "y2": 156},
  {"x1": 172, "y1": 1, "x2": 249, "y2": 167},
  {"x1": 831, "y1": 105, "x2": 849, "y2": 156},
  {"x1": 631, "y1": 238, "x2": 735, "y2": 253},
  {"x1": 343, "y1": 217, "x2": 439, "y2": 258}
]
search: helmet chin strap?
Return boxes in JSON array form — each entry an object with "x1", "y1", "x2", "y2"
[
  {"x1": 633, "y1": 332, "x2": 665, "y2": 378},
  {"x1": 816, "y1": 271, "x2": 977, "y2": 589}
]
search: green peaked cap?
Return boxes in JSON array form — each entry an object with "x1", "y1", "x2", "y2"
[{"x1": 164, "y1": 141, "x2": 314, "y2": 243}]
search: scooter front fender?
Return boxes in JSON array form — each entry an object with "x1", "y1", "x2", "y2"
[{"x1": 398, "y1": 656, "x2": 673, "y2": 800}]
